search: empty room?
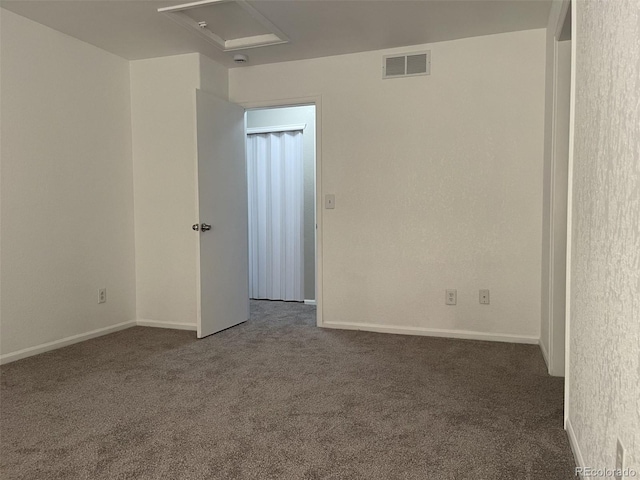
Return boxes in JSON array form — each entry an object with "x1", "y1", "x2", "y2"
[{"x1": 1, "y1": 1, "x2": 638, "y2": 479}]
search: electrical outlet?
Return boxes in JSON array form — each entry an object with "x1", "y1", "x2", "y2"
[
  {"x1": 446, "y1": 289, "x2": 457, "y2": 305},
  {"x1": 479, "y1": 289, "x2": 490, "y2": 304},
  {"x1": 615, "y1": 438, "x2": 625, "y2": 480},
  {"x1": 98, "y1": 288, "x2": 107, "y2": 304},
  {"x1": 324, "y1": 194, "x2": 336, "y2": 209}
]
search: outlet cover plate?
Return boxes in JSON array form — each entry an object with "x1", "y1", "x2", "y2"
[{"x1": 446, "y1": 289, "x2": 457, "y2": 305}]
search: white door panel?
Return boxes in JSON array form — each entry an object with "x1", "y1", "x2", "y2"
[{"x1": 196, "y1": 89, "x2": 249, "y2": 338}]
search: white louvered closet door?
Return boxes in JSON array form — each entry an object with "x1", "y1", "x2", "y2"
[{"x1": 247, "y1": 131, "x2": 304, "y2": 301}]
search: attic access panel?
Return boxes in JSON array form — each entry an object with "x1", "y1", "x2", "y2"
[{"x1": 158, "y1": 0, "x2": 288, "y2": 51}]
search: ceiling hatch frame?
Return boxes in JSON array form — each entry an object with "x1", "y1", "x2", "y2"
[{"x1": 158, "y1": 0, "x2": 289, "y2": 51}]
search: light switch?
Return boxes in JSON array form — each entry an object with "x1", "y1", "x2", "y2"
[
  {"x1": 479, "y1": 289, "x2": 490, "y2": 305},
  {"x1": 325, "y1": 194, "x2": 335, "y2": 209}
]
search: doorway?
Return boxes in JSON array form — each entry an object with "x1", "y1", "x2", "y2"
[
  {"x1": 194, "y1": 94, "x2": 322, "y2": 338},
  {"x1": 245, "y1": 105, "x2": 317, "y2": 304}
]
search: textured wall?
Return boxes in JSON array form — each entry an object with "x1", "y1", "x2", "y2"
[
  {"x1": 569, "y1": 0, "x2": 640, "y2": 470},
  {"x1": 231, "y1": 29, "x2": 546, "y2": 340}
]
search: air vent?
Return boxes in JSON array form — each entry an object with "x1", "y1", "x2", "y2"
[
  {"x1": 383, "y1": 51, "x2": 431, "y2": 79},
  {"x1": 385, "y1": 56, "x2": 406, "y2": 77}
]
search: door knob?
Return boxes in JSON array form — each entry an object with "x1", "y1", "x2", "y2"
[
  {"x1": 192, "y1": 224, "x2": 199, "y2": 231},
  {"x1": 201, "y1": 223, "x2": 212, "y2": 232}
]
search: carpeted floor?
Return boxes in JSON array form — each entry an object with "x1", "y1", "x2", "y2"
[{"x1": 1, "y1": 300, "x2": 575, "y2": 479}]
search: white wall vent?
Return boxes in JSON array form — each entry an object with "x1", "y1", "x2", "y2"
[{"x1": 383, "y1": 51, "x2": 431, "y2": 79}]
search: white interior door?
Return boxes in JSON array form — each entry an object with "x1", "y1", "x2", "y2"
[{"x1": 196, "y1": 89, "x2": 249, "y2": 338}]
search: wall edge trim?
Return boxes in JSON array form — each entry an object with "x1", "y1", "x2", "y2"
[
  {"x1": 137, "y1": 319, "x2": 198, "y2": 331},
  {"x1": 565, "y1": 417, "x2": 585, "y2": 477},
  {"x1": 321, "y1": 321, "x2": 539, "y2": 344},
  {"x1": 0, "y1": 320, "x2": 136, "y2": 365},
  {"x1": 539, "y1": 337, "x2": 551, "y2": 371}
]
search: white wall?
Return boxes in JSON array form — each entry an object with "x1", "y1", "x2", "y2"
[
  {"x1": 0, "y1": 9, "x2": 136, "y2": 360},
  {"x1": 130, "y1": 53, "x2": 228, "y2": 328},
  {"x1": 568, "y1": 0, "x2": 640, "y2": 471},
  {"x1": 246, "y1": 106, "x2": 316, "y2": 300},
  {"x1": 200, "y1": 54, "x2": 230, "y2": 100},
  {"x1": 231, "y1": 29, "x2": 546, "y2": 341}
]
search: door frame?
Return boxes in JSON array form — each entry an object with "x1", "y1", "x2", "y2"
[
  {"x1": 544, "y1": 0, "x2": 573, "y2": 378},
  {"x1": 238, "y1": 95, "x2": 324, "y2": 327},
  {"x1": 563, "y1": 0, "x2": 576, "y2": 429},
  {"x1": 546, "y1": 0, "x2": 576, "y2": 426}
]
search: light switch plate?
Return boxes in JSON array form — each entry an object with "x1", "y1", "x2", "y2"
[
  {"x1": 325, "y1": 194, "x2": 335, "y2": 209},
  {"x1": 479, "y1": 289, "x2": 490, "y2": 304}
]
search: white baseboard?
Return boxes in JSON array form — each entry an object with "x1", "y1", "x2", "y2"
[
  {"x1": 304, "y1": 299, "x2": 317, "y2": 306},
  {"x1": 0, "y1": 320, "x2": 136, "y2": 365},
  {"x1": 566, "y1": 417, "x2": 585, "y2": 478},
  {"x1": 539, "y1": 338, "x2": 551, "y2": 370},
  {"x1": 321, "y1": 321, "x2": 539, "y2": 344},
  {"x1": 136, "y1": 319, "x2": 197, "y2": 331}
]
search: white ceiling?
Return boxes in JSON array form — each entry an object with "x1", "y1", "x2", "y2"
[{"x1": 0, "y1": 0, "x2": 551, "y2": 68}]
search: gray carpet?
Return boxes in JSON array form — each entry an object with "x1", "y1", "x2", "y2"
[{"x1": 1, "y1": 300, "x2": 575, "y2": 479}]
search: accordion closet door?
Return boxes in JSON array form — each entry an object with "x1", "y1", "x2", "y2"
[{"x1": 247, "y1": 130, "x2": 304, "y2": 301}]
